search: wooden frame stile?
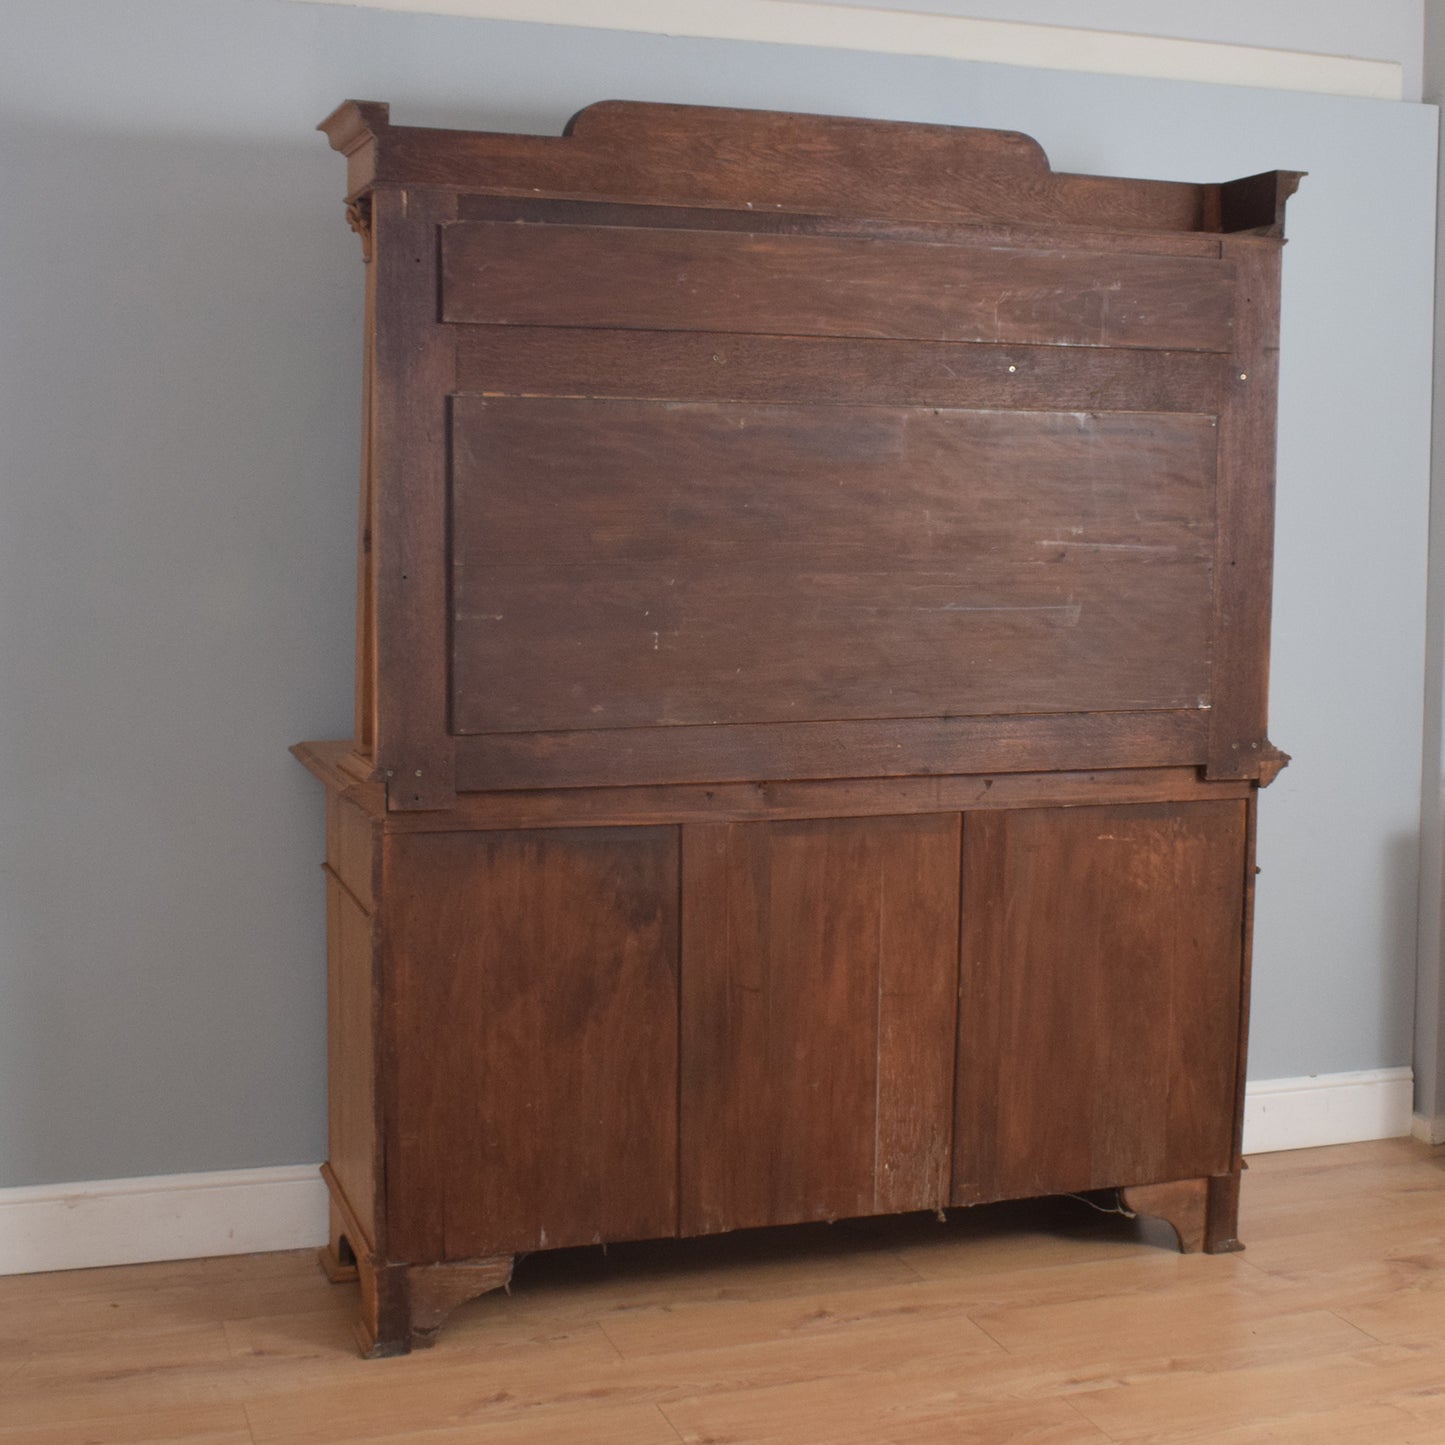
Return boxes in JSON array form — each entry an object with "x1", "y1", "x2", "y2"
[
  {"x1": 1207, "y1": 216, "x2": 1294, "y2": 783},
  {"x1": 368, "y1": 184, "x2": 458, "y2": 810},
  {"x1": 352, "y1": 196, "x2": 378, "y2": 766},
  {"x1": 295, "y1": 100, "x2": 1298, "y2": 1354}
]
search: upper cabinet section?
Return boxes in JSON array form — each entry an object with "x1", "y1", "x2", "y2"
[{"x1": 320, "y1": 100, "x2": 1296, "y2": 809}]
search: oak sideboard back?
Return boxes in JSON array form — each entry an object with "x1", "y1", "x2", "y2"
[{"x1": 294, "y1": 98, "x2": 1297, "y2": 1356}]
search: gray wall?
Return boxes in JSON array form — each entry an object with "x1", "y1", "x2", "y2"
[{"x1": 0, "y1": 0, "x2": 1435, "y2": 1187}]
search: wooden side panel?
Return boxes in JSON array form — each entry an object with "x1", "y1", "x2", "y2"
[
  {"x1": 369, "y1": 188, "x2": 456, "y2": 809},
  {"x1": 324, "y1": 803, "x2": 378, "y2": 1247},
  {"x1": 451, "y1": 398, "x2": 1216, "y2": 735},
  {"x1": 1208, "y1": 239, "x2": 1283, "y2": 777},
  {"x1": 384, "y1": 827, "x2": 679, "y2": 1261},
  {"x1": 326, "y1": 793, "x2": 376, "y2": 911},
  {"x1": 680, "y1": 814, "x2": 960, "y2": 1236},
  {"x1": 954, "y1": 801, "x2": 1247, "y2": 1205},
  {"x1": 442, "y1": 222, "x2": 1234, "y2": 352}
]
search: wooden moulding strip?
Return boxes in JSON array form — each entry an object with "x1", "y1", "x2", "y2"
[
  {"x1": 450, "y1": 191, "x2": 1228, "y2": 257},
  {"x1": 382, "y1": 766, "x2": 1252, "y2": 834},
  {"x1": 452, "y1": 327, "x2": 1226, "y2": 415},
  {"x1": 452, "y1": 710, "x2": 1209, "y2": 793}
]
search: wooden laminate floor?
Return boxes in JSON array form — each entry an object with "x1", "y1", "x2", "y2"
[{"x1": 6, "y1": 1140, "x2": 1445, "y2": 1443}]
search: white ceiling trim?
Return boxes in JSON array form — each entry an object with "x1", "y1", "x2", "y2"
[{"x1": 288, "y1": 0, "x2": 1404, "y2": 101}]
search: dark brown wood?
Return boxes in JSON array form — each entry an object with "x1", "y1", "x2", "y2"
[
  {"x1": 382, "y1": 827, "x2": 680, "y2": 1262},
  {"x1": 296, "y1": 747, "x2": 1251, "y2": 832},
  {"x1": 443, "y1": 221, "x2": 1235, "y2": 351},
  {"x1": 1204, "y1": 1170, "x2": 1246, "y2": 1253},
  {"x1": 300, "y1": 99, "x2": 1294, "y2": 1352},
  {"x1": 1207, "y1": 239, "x2": 1283, "y2": 779},
  {"x1": 680, "y1": 814, "x2": 960, "y2": 1234},
  {"x1": 1121, "y1": 1178, "x2": 1210, "y2": 1253},
  {"x1": 368, "y1": 186, "x2": 456, "y2": 810},
  {"x1": 453, "y1": 711, "x2": 1209, "y2": 793},
  {"x1": 1216, "y1": 170, "x2": 1305, "y2": 237},
  {"x1": 451, "y1": 397, "x2": 1215, "y2": 736},
  {"x1": 452, "y1": 190, "x2": 1226, "y2": 257},
  {"x1": 404, "y1": 1256, "x2": 515, "y2": 1347},
  {"x1": 954, "y1": 802, "x2": 1248, "y2": 1205},
  {"x1": 1119, "y1": 1172, "x2": 1245, "y2": 1255},
  {"x1": 455, "y1": 327, "x2": 1225, "y2": 415},
  {"x1": 353, "y1": 203, "x2": 378, "y2": 760},
  {"x1": 321, "y1": 99, "x2": 1215, "y2": 232}
]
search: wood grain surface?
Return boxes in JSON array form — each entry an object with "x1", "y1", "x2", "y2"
[
  {"x1": 451, "y1": 397, "x2": 1217, "y2": 735},
  {"x1": 324, "y1": 98, "x2": 1216, "y2": 233},
  {"x1": 455, "y1": 326, "x2": 1225, "y2": 414},
  {"x1": 443, "y1": 221, "x2": 1235, "y2": 351},
  {"x1": 954, "y1": 801, "x2": 1248, "y2": 1205},
  {"x1": 680, "y1": 814, "x2": 960, "y2": 1235},
  {"x1": 7, "y1": 1141, "x2": 1444, "y2": 1441},
  {"x1": 382, "y1": 827, "x2": 680, "y2": 1260}
]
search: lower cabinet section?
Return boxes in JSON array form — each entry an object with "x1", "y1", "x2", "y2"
[
  {"x1": 954, "y1": 801, "x2": 1248, "y2": 1205},
  {"x1": 314, "y1": 788, "x2": 1254, "y2": 1354}
]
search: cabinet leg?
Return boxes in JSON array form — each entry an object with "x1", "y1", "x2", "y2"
[
  {"x1": 354, "y1": 1255, "x2": 516, "y2": 1358},
  {"x1": 319, "y1": 1195, "x2": 359, "y2": 1283},
  {"x1": 406, "y1": 1256, "x2": 516, "y2": 1347},
  {"x1": 1203, "y1": 1170, "x2": 1245, "y2": 1254},
  {"x1": 1121, "y1": 1172, "x2": 1243, "y2": 1255}
]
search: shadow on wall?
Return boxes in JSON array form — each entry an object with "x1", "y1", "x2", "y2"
[
  {"x1": 0, "y1": 116, "x2": 360, "y2": 1186},
  {"x1": 1383, "y1": 829, "x2": 1424, "y2": 1085}
]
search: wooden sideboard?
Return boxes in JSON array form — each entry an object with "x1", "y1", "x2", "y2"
[{"x1": 296, "y1": 98, "x2": 1297, "y2": 1357}]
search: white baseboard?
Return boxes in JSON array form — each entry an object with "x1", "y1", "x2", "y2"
[
  {"x1": 0, "y1": 1069, "x2": 1418, "y2": 1276},
  {"x1": 0, "y1": 1165, "x2": 328, "y2": 1277},
  {"x1": 1242, "y1": 1067, "x2": 1415, "y2": 1155}
]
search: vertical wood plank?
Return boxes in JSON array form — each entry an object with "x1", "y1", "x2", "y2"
[
  {"x1": 681, "y1": 815, "x2": 959, "y2": 1236},
  {"x1": 1207, "y1": 237, "x2": 1283, "y2": 778},
  {"x1": 875, "y1": 815, "x2": 963, "y2": 1212},
  {"x1": 370, "y1": 187, "x2": 456, "y2": 808},
  {"x1": 354, "y1": 208, "x2": 378, "y2": 761}
]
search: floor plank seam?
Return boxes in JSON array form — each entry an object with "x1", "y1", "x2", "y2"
[
  {"x1": 1061, "y1": 1393, "x2": 1117, "y2": 1442},
  {"x1": 655, "y1": 1399, "x2": 689, "y2": 1443},
  {"x1": 594, "y1": 1317, "x2": 629, "y2": 1364}
]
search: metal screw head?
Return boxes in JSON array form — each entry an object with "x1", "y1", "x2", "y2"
[
  {"x1": 1239, "y1": 371, "x2": 1249, "y2": 380},
  {"x1": 1007, "y1": 364, "x2": 1017, "y2": 373},
  {"x1": 414, "y1": 769, "x2": 423, "y2": 777}
]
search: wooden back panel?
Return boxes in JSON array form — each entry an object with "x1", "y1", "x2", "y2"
[
  {"x1": 320, "y1": 100, "x2": 1296, "y2": 809},
  {"x1": 451, "y1": 396, "x2": 1216, "y2": 734}
]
